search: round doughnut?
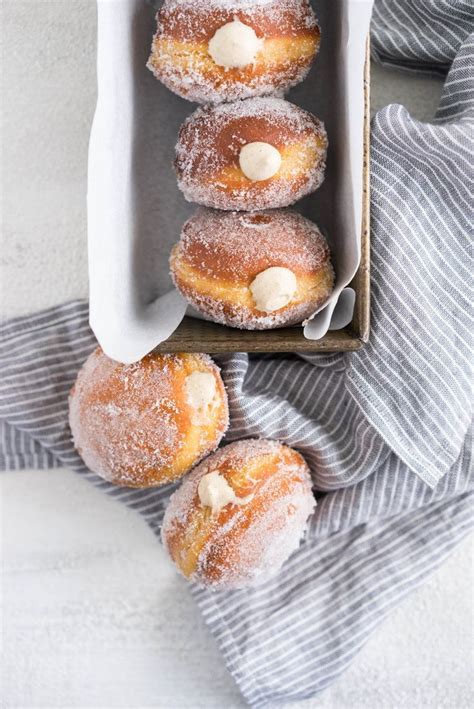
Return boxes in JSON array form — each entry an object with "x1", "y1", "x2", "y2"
[
  {"x1": 161, "y1": 439, "x2": 315, "y2": 589},
  {"x1": 147, "y1": 0, "x2": 320, "y2": 104},
  {"x1": 69, "y1": 349, "x2": 229, "y2": 488},
  {"x1": 170, "y1": 208, "x2": 335, "y2": 330},
  {"x1": 174, "y1": 97, "x2": 327, "y2": 211}
]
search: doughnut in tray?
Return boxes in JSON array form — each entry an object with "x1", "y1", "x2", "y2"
[{"x1": 87, "y1": 0, "x2": 372, "y2": 362}]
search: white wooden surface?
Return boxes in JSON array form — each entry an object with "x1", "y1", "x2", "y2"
[
  {"x1": 1, "y1": 2, "x2": 473, "y2": 708},
  {"x1": 2, "y1": 469, "x2": 473, "y2": 708}
]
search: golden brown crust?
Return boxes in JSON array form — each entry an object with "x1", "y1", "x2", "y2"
[
  {"x1": 147, "y1": 1, "x2": 320, "y2": 103},
  {"x1": 162, "y1": 439, "x2": 316, "y2": 589},
  {"x1": 177, "y1": 111, "x2": 318, "y2": 178},
  {"x1": 157, "y1": 2, "x2": 319, "y2": 42},
  {"x1": 177, "y1": 210, "x2": 331, "y2": 279},
  {"x1": 170, "y1": 208, "x2": 335, "y2": 330},
  {"x1": 68, "y1": 349, "x2": 229, "y2": 488},
  {"x1": 174, "y1": 98, "x2": 327, "y2": 211}
]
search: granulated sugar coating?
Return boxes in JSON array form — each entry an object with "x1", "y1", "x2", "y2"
[
  {"x1": 174, "y1": 97, "x2": 327, "y2": 211},
  {"x1": 177, "y1": 209, "x2": 331, "y2": 276},
  {"x1": 68, "y1": 349, "x2": 229, "y2": 488},
  {"x1": 162, "y1": 1, "x2": 280, "y2": 7},
  {"x1": 170, "y1": 208, "x2": 335, "y2": 329},
  {"x1": 161, "y1": 439, "x2": 316, "y2": 590},
  {"x1": 147, "y1": 0, "x2": 320, "y2": 104}
]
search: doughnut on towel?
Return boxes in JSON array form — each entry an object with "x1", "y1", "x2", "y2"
[
  {"x1": 174, "y1": 97, "x2": 327, "y2": 211},
  {"x1": 161, "y1": 439, "x2": 316, "y2": 589},
  {"x1": 147, "y1": 0, "x2": 320, "y2": 104},
  {"x1": 170, "y1": 208, "x2": 335, "y2": 330},
  {"x1": 69, "y1": 349, "x2": 229, "y2": 488}
]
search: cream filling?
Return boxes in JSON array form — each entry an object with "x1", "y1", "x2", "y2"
[
  {"x1": 208, "y1": 20, "x2": 264, "y2": 69},
  {"x1": 239, "y1": 142, "x2": 282, "y2": 181},
  {"x1": 198, "y1": 471, "x2": 254, "y2": 515},
  {"x1": 185, "y1": 371, "x2": 217, "y2": 424},
  {"x1": 250, "y1": 267, "x2": 297, "y2": 312}
]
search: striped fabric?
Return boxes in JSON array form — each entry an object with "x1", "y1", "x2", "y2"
[
  {"x1": 1, "y1": 3, "x2": 473, "y2": 707},
  {"x1": 371, "y1": 0, "x2": 474, "y2": 75}
]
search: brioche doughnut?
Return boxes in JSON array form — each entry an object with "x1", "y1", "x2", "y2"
[
  {"x1": 162, "y1": 439, "x2": 315, "y2": 589},
  {"x1": 147, "y1": 0, "x2": 320, "y2": 104},
  {"x1": 69, "y1": 349, "x2": 229, "y2": 488},
  {"x1": 170, "y1": 208, "x2": 335, "y2": 329},
  {"x1": 174, "y1": 97, "x2": 327, "y2": 211}
]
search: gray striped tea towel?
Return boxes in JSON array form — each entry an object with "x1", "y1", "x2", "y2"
[{"x1": 1, "y1": 2, "x2": 473, "y2": 707}]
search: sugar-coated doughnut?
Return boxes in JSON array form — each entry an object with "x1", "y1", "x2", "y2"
[
  {"x1": 69, "y1": 349, "x2": 229, "y2": 488},
  {"x1": 170, "y1": 208, "x2": 334, "y2": 329},
  {"x1": 147, "y1": 0, "x2": 320, "y2": 104},
  {"x1": 174, "y1": 97, "x2": 327, "y2": 211},
  {"x1": 161, "y1": 439, "x2": 315, "y2": 589}
]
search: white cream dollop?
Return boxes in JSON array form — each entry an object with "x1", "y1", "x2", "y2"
[
  {"x1": 250, "y1": 267, "x2": 298, "y2": 313},
  {"x1": 239, "y1": 142, "x2": 282, "y2": 181},
  {"x1": 185, "y1": 372, "x2": 217, "y2": 422},
  {"x1": 198, "y1": 471, "x2": 253, "y2": 515},
  {"x1": 208, "y1": 20, "x2": 263, "y2": 69}
]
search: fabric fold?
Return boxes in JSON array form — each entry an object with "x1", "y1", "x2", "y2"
[
  {"x1": 371, "y1": 0, "x2": 474, "y2": 75},
  {"x1": 347, "y1": 32, "x2": 473, "y2": 487}
]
